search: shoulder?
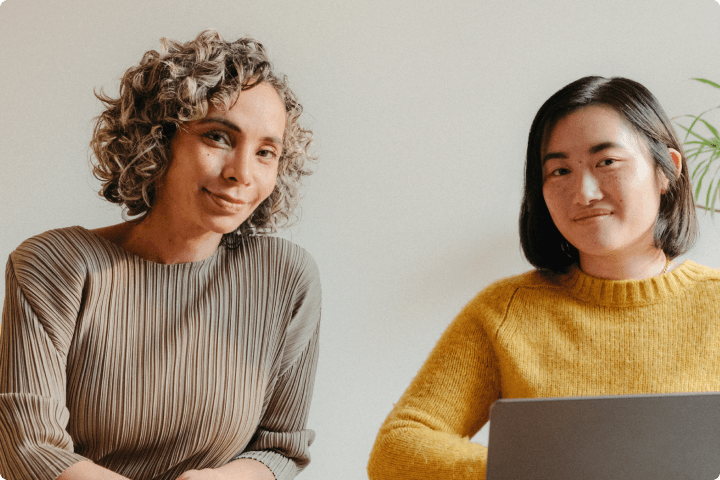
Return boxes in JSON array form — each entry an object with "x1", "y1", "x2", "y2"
[
  {"x1": 676, "y1": 260, "x2": 720, "y2": 294},
  {"x1": 236, "y1": 237, "x2": 322, "y2": 369},
  {"x1": 244, "y1": 235, "x2": 317, "y2": 264},
  {"x1": 467, "y1": 269, "x2": 558, "y2": 310},
  {"x1": 451, "y1": 269, "x2": 559, "y2": 333},
  {"x1": 9, "y1": 226, "x2": 98, "y2": 283},
  {"x1": 229, "y1": 235, "x2": 321, "y2": 290},
  {"x1": 681, "y1": 260, "x2": 720, "y2": 281},
  {"x1": 6, "y1": 227, "x2": 99, "y2": 331},
  {"x1": 221, "y1": 235, "x2": 321, "y2": 314}
]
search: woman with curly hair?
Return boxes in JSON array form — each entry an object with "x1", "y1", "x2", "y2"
[
  {"x1": 0, "y1": 30, "x2": 320, "y2": 480},
  {"x1": 368, "y1": 76, "x2": 720, "y2": 479}
]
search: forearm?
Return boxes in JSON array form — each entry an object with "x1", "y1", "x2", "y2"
[
  {"x1": 235, "y1": 323, "x2": 321, "y2": 479},
  {"x1": 57, "y1": 461, "x2": 130, "y2": 480},
  {"x1": 1, "y1": 261, "x2": 94, "y2": 480},
  {"x1": 368, "y1": 307, "x2": 500, "y2": 479},
  {"x1": 369, "y1": 415, "x2": 488, "y2": 479}
]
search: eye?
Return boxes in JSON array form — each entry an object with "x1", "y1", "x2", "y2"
[
  {"x1": 542, "y1": 164, "x2": 570, "y2": 182},
  {"x1": 203, "y1": 130, "x2": 231, "y2": 146},
  {"x1": 597, "y1": 158, "x2": 616, "y2": 167},
  {"x1": 550, "y1": 167, "x2": 570, "y2": 177},
  {"x1": 257, "y1": 148, "x2": 279, "y2": 160}
]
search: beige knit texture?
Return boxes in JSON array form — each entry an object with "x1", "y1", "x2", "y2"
[
  {"x1": 0, "y1": 226, "x2": 321, "y2": 480},
  {"x1": 368, "y1": 262, "x2": 720, "y2": 480}
]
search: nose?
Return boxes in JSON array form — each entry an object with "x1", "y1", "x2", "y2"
[
  {"x1": 223, "y1": 146, "x2": 253, "y2": 186},
  {"x1": 573, "y1": 171, "x2": 602, "y2": 205}
]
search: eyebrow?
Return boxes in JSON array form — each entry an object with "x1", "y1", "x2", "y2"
[
  {"x1": 588, "y1": 141, "x2": 623, "y2": 154},
  {"x1": 542, "y1": 141, "x2": 624, "y2": 165},
  {"x1": 197, "y1": 117, "x2": 283, "y2": 145}
]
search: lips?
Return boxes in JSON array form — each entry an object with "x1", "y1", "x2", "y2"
[
  {"x1": 573, "y1": 208, "x2": 612, "y2": 221},
  {"x1": 203, "y1": 188, "x2": 247, "y2": 212}
]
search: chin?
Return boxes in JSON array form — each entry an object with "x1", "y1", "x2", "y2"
[
  {"x1": 567, "y1": 237, "x2": 615, "y2": 255},
  {"x1": 205, "y1": 217, "x2": 250, "y2": 237},
  {"x1": 575, "y1": 244, "x2": 627, "y2": 259},
  {"x1": 221, "y1": 223, "x2": 247, "y2": 236}
]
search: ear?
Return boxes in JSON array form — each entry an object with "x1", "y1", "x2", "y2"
[{"x1": 668, "y1": 148, "x2": 683, "y2": 178}]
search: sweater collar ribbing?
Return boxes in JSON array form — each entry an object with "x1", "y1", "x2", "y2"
[{"x1": 559, "y1": 260, "x2": 708, "y2": 307}]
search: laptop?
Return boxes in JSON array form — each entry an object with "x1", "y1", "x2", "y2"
[{"x1": 486, "y1": 392, "x2": 720, "y2": 480}]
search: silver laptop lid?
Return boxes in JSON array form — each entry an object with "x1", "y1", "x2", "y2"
[{"x1": 486, "y1": 392, "x2": 720, "y2": 480}]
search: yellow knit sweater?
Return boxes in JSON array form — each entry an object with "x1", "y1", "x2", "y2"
[{"x1": 367, "y1": 260, "x2": 720, "y2": 480}]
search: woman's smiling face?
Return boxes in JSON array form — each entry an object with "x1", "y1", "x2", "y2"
[
  {"x1": 541, "y1": 105, "x2": 670, "y2": 265},
  {"x1": 154, "y1": 82, "x2": 286, "y2": 238}
]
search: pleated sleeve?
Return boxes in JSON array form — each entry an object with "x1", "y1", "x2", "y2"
[
  {"x1": 0, "y1": 237, "x2": 90, "y2": 480},
  {"x1": 233, "y1": 249, "x2": 322, "y2": 480}
]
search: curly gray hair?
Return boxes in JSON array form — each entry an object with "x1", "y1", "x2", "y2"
[{"x1": 91, "y1": 30, "x2": 314, "y2": 242}]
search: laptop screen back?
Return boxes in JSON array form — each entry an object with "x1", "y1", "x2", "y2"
[{"x1": 486, "y1": 392, "x2": 720, "y2": 480}]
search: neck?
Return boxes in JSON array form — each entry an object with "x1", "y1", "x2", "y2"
[
  {"x1": 120, "y1": 213, "x2": 224, "y2": 265},
  {"x1": 579, "y1": 245, "x2": 668, "y2": 280}
]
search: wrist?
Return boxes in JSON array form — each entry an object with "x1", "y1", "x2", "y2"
[{"x1": 218, "y1": 458, "x2": 275, "y2": 480}]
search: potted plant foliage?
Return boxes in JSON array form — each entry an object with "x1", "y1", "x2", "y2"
[{"x1": 676, "y1": 78, "x2": 720, "y2": 213}]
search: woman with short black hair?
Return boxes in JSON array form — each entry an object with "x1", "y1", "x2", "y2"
[
  {"x1": 368, "y1": 76, "x2": 719, "y2": 480},
  {"x1": 521, "y1": 76, "x2": 697, "y2": 273}
]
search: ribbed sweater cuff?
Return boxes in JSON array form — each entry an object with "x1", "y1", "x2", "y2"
[{"x1": 234, "y1": 450, "x2": 298, "y2": 480}]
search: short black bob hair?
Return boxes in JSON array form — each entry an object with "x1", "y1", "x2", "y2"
[{"x1": 520, "y1": 76, "x2": 697, "y2": 274}]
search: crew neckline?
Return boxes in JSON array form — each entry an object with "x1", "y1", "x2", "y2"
[
  {"x1": 75, "y1": 225, "x2": 224, "y2": 268},
  {"x1": 560, "y1": 260, "x2": 706, "y2": 307}
]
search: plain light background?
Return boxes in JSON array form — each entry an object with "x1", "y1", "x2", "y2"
[{"x1": 2, "y1": 0, "x2": 720, "y2": 478}]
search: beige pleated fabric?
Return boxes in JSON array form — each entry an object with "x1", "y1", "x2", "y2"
[{"x1": 0, "y1": 226, "x2": 321, "y2": 480}]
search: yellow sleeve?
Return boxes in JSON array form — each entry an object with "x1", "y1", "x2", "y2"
[{"x1": 367, "y1": 294, "x2": 503, "y2": 480}]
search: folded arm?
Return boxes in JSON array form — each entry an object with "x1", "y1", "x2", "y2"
[
  {"x1": 231, "y1": 253, "x2": 322, "y2": 480},
  {"x1": 367, "y1": 305, "x2": 502, "y2": 480},
  {"x1": 0, "y1": 255, "x2": 94, "y2": 480}
]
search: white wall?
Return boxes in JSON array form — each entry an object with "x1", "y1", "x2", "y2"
[{"x1": 1, "y1": 0, "x2": 720, "y2": 478}]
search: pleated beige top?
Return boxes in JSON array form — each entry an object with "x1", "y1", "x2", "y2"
[{"x1": 0, "y1": 226, "x2": 321, "y2": 480}]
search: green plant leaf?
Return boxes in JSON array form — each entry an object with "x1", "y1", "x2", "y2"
[
  {"x1": 682, "y1": 78, "x2": 720, "y2": 210},
  {"x1": 696, "y1": 172, "x2": 706, "y2": 199},
  {"x1": 712, "y1": 180, "x2": 720, "y2": 213},
  {"x1": 680, "y1": 114, "x2": 705, "y2": 143},
  {"x1": 685, "y1": 146, "x2": 702, "y2": 160},
  {"x1": 708, "y1": 160, "x2": 720, "y2": 211},
  {"x1": 701, "y1": 153, "x2": 720, "y2": 209},
  {"x1": 705, "y1": 178, "x2": 715, "y2": 207},
  {"x1": 697, "y1": 118, "x2": 720, "y2": 140},
  {"x1": 693, "y1": 78, "x2": 720, "y2": 90},
  {"x1": 678, "y1": 125, "x2": 716, "y2": 146},
  {"x1": 695, "y1": 161, "x2": 713, "y2": 199},
  {"x1": 676, "y1": 108, "x2": 720, "y2": 142},
  {"x1": 693, "y1": 148, "x2": 720, "y2": 189},
  {"x1": 691, "y1": 155, "x2": 712, "y2": 180}
]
